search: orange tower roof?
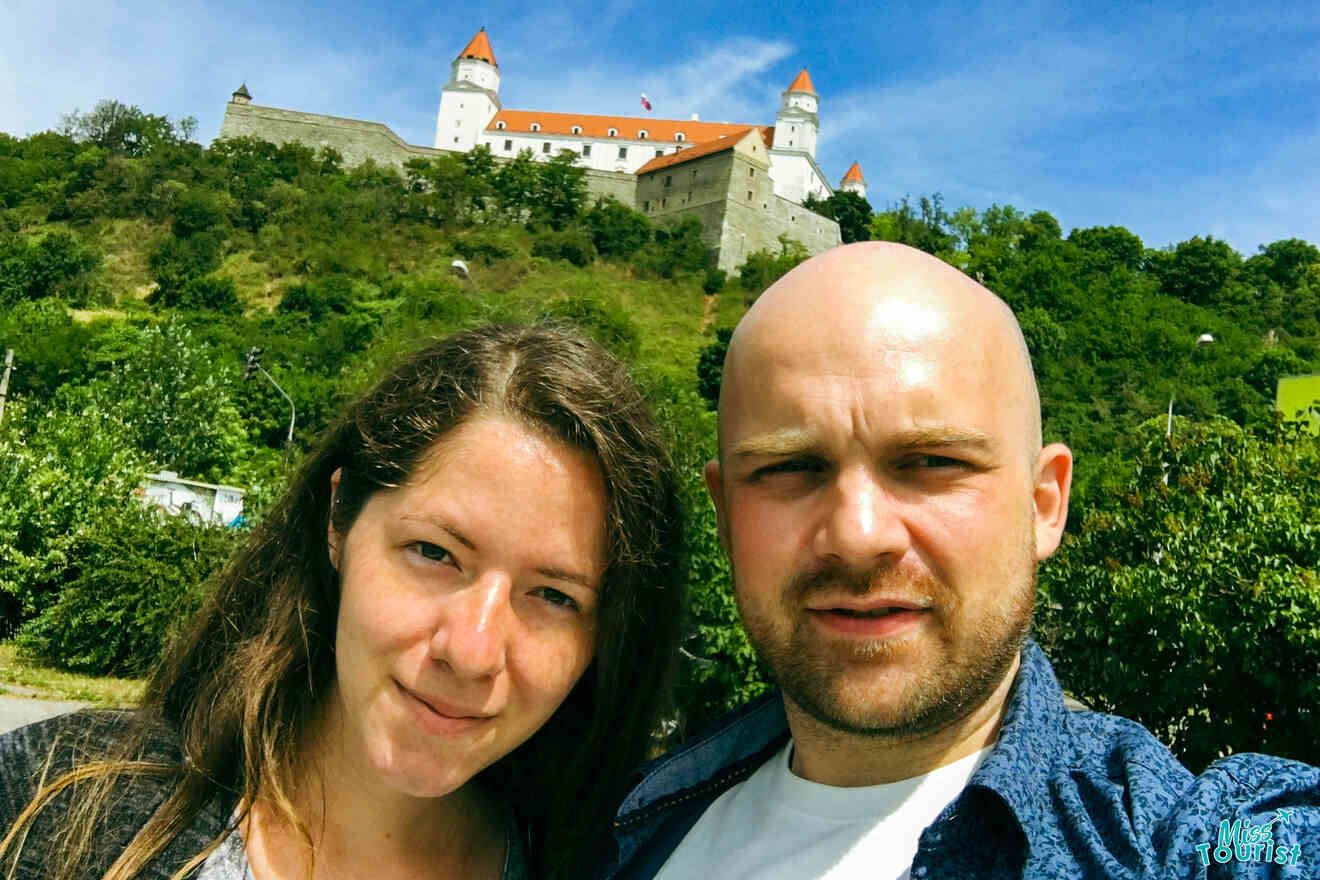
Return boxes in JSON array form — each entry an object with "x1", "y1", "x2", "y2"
[
  {"x1": 786, "y1": 68, "x2": 816, "y2": 94},
  {"x1": 456, "y1": 27, "x2": 497, "y2": 67},
  {"x1": 842, "y1": 161, "x2": 865, "y2": 182}
]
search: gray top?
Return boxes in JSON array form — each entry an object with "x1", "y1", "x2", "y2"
[{"x1": 0, "y1": 711, "x2": 529, "y2": 879}]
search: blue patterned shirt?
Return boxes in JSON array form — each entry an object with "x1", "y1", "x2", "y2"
[{"x1": 603, "y1": 641, "x2": 1320, "y2": 879}]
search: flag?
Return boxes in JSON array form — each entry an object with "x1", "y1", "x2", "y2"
[{"x1": 640, "y1": 93, "x2": 652, "y2": 112}]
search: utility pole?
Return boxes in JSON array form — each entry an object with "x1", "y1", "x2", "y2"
[{"x1": 0, "y1": 349, "x2": 13, "y2": 428}]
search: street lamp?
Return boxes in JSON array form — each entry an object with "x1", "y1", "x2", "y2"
[
  {"x1": 1166, "y1": 333, "x2": 1215, "y2": 439},
  {"x1": 243, "y1": 347, "x2": 296, "y2": 445}
]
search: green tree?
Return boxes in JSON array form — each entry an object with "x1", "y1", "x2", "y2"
[
  {"x1": 869, "y1": 194, "x2": 956, "y2": 256},
  {"x1": 804, "y1": 190, "x2": 872, "y2": 244},
  {"x1": 60, "y1": 100, "x2": 186, "y2": 158},
  {"x1": 1037, "y1": 419, "x2": 1320, "y2": 769},
  {"x1": 533, "y1": 150, "x2": 588, "y2": 230}
]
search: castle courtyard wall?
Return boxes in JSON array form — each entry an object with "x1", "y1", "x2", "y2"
[{"x1": 218, "y1": 103, "x2": 450, "y2": 168}]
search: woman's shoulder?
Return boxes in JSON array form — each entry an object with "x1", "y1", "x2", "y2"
[{"x1": 0, "y1": 710, "x2": 180, "y2": 819}]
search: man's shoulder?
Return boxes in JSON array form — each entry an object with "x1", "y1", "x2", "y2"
[{"x1": 621, "y1": 690, "x2": 789, "y2": 815}]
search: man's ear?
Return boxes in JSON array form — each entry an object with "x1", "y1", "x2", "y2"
[
  {"x1": 704, "y1": 458, "x2": 730, "y2": 551},
  {"x1": 1032, "y1": 443, "x2": 1073, "y2": 561},
  {"x1": 327, "y1": 468, "x2": 344, "y2": 571}
]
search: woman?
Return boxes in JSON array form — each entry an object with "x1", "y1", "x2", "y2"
[{"x1": 0, "y1": 323, "x2": 685, "y2": 880}]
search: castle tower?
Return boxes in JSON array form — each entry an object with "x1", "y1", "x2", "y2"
[
  {"x1": 774, "y1": 69, "x2": 818, "y2": 157},
  {"x1": 230, "y1": 83, "x2": 251, "y2": 105},
  {"x1": 434, "y1": 27, "x2": 501, "y2": 151},
  {"x1": 839, "y1": 162, "x2": 866, "y2": 199}
]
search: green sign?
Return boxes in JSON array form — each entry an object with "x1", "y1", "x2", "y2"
[{"x1": 1276, "y1": 373, "x2": 1320, "y2": 433}]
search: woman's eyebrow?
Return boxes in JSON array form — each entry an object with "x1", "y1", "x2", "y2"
[{"x1": 399, "y1": 514, "x2": 476, "y2": 550}]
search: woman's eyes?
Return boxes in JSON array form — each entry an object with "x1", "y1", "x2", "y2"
[
  {"x1": 411, "y1": 542, "x2": 456, "y2": 565},
  {"x1": 408, "y1": 544, "x2": 584, "y2": 613},
  {"x1": 530, "y1": 586, "x2": 582, "y2": 613}
]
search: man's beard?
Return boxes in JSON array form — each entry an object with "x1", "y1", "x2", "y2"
[{"x1": 737, "y1": 550, "x2": 1036, "y2": 741}]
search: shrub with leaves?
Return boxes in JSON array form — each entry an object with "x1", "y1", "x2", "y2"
[
  {"x1": 1036, "y1": 417, "x2": 1320, "y2": 769},
  {"x1": 15, "y1": 503, "x2": 240, "y2": 676}
]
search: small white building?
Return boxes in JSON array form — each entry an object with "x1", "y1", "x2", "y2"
[{"x1": 135, "y1": 471, "x2": 246, "y2": 527}]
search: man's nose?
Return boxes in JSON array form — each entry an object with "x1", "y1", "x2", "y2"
[
  {"x1": 430, "y1": 572, "x2": 511, "y2": 679},
  {"x1": 814, "y1": 467, "x2": 908, "y2": 566}
]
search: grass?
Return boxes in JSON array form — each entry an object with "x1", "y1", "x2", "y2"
[{"x1": 0, "y1": 643, "x2": 144, "y2": 707}]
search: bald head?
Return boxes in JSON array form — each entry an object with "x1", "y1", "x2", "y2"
[{"x1": 719, "y1": 242, "x2": 1041, "y2": 464}]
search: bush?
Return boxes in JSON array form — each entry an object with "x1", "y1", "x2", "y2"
[
  {"x1": 0, "y1": 230, "x2": 101, "y2": 307},
  {"x1": 1036, "y1": 418, "x2": 1320, "y2": 769},
  {"x1": 584, "y1": 198, "x2": 652, "y2": 259},
  {"x1": 147, "y1": 231, "x2": 222, "y2": 300},
  {"x1": 278, "y1": 275, "x2": 354, "y2": 319},
  {"x1": 453, "y1": 229, "x2": 518, "y2": 264},
  {"x1": 530, "y1": 227, "x2": 597, "y2": 267},
  {"x1": 737, "y1": 236, "x2": 807, "y2": 299},
  {"x1": 151, "y1": 274, "x2": 241, "y2": 313},
  {"x1": 702, "y1": 267, "x2": 727, "y2": 296},
  {"x1": 696, "y1": 328, "x2": 732, "y2": 410},
  {"x1": 15, "y1": 503, "x2": 240, "y2": 675}
]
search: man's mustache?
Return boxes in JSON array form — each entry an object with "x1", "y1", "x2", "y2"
[{"x1": 786, "y1": 560, "x2": 940, "y2": 607}]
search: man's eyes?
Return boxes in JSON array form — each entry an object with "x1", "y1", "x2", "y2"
[
  {"x1": 752, "y1": 458, "x2": 824, "y2": 479},
  {"x1": 898, "y1": 454, "x2": 969, "y2": 470}
]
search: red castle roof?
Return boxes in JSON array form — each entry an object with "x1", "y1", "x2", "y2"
[
  {"x1": 488, "y1": 108, "x2": 773, "y2": 146},
  {"x1": 635, "y1": 128, "x2": 770, "y2": 174},
  {"x1": 456, "y1": 27, "x2": 497, "y2": 67},
  {"x1": 786, "y1": 68, "x2": 816, "y2": 94},
  {"x1": 842, "y1": 161, "x2": 865, "y2": 182}
]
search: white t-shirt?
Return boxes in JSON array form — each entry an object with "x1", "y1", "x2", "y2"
[{"x1": 654, "y1": 742, "x2": 991, "y2": 880}]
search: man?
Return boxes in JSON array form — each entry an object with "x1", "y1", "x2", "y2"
[{"x1": 602, "y1": 243, "x2": 1318, "y2": 879}]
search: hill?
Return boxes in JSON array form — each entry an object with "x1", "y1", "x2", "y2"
[{"x1": 1, "y1": 101, "x2": 1317, "y2": 766}]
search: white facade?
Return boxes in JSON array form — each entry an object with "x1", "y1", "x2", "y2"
[
  {"x1": 768, "y1": 151, "x2": 831, "y2": 205},
  {"x1": 775, "y1": 90, "x2": 819, "y2": 158},
  {"x1": 434, "y1": 56, "x2": 501, "y2": 151},
  {"x1": 478, "y1": 130, "x2": 683, "y2": 173}
]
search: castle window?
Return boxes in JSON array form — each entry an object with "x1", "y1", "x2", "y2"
[
  {"x1": 655, "y1": 148, "x2": 664, "y2": 157},
  {"x1": 791, "y1": 126, "x2": 796, "y2": 133},
  {"x1": 749, "y1": 168, "x2": 754, "y2": 178},
  {"x1": 530, "y1": 123, "x2": 541, "y2": 132},
  {"x1": 582, "y1": 144, "x2": 592, "y2": 157},
  {"x1": 543, "y1": 142, "x2": 551, "y2": 154},
  {"x1": 618, "y1": 146, "x2": 628, "y2": 159},
  {"x1": 661, "y1": 197, "x2": 667, "y2": 208},
  {"x1": 608, "y1": 128, "x2": 618, "y2": 137},
  {"x1": 664, "y1": 175, "x2": 672, "y2": 187},
  {"x1": 571, "y1": 125, "x2": 582, "y2": 134},
  {"x1": 453, "y1": 137, "x2": 459, "y2": 143},
  {"x1": 676, "y1": 132, "x2": 685, "y2": 142},
  {"x1": 495, "y1": 121, "x2": 506, "y2": 130},
  {"x1": 639, "y1": 130, "x2": 648, "y2": 139},
  {"x1": 643, "y1": 201, "x2": 650, "y2": 211},
  {"x1": 504, "y1": 139, "x2": 512, "y2": 151},
  {"x1": 747, "y1": 191, "x2": 753, "y2": 201}
]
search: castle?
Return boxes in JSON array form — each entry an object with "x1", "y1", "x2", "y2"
[{"x1": 219, "y1": 28, "x2": 868, "y2": 270}]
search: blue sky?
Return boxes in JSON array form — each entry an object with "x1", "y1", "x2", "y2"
[{"x1": 3, "y1": 0, "x2": 1317, "y2": 254}]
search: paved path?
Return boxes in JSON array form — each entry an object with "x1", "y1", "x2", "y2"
[{"x1": 0, "y1": 689, "x2": 90, "y2": 735}]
